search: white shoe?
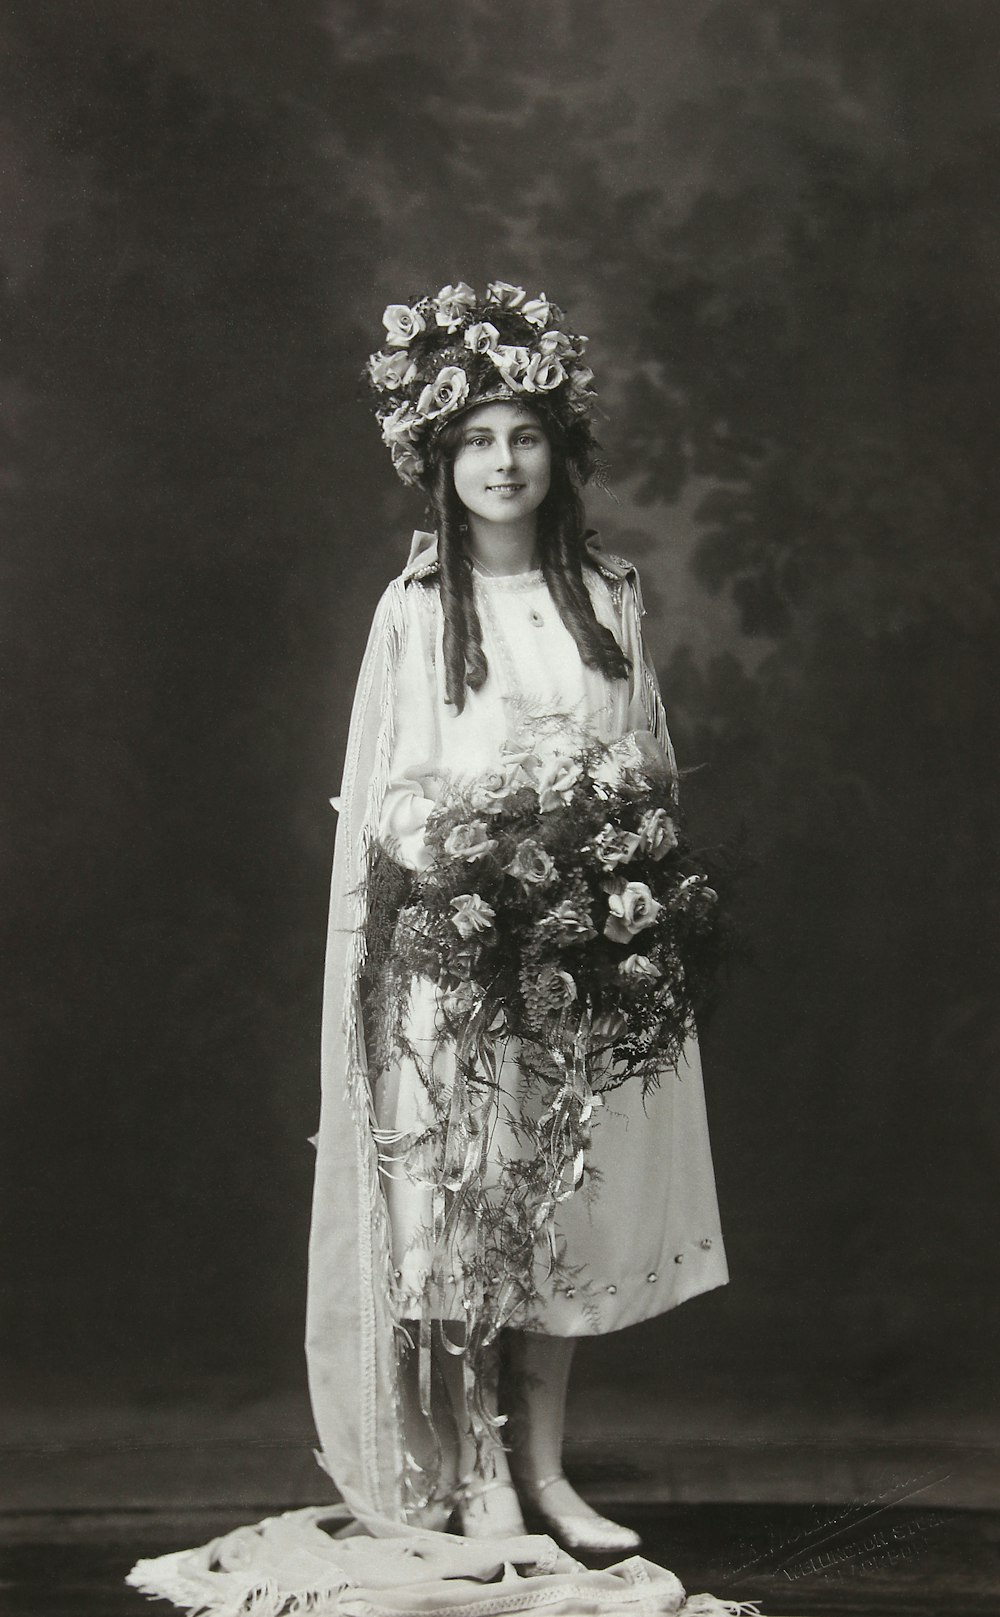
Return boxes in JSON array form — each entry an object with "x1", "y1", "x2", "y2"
[{"x1": 517, "y1": 1472, "x2": 642, "y2": 1554}]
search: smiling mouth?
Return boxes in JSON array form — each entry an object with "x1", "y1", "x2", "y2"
[{"x1": 487, "y1": 482, "x2": 526, "y2": 492}]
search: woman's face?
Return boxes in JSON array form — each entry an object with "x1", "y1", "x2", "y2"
[{"x1": 451, "y1": 403, "x2": 551, "y2": 529}]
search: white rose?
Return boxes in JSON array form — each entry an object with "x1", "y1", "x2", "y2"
[
  {"x1": 506, "y1": 839, "x2": 556, "y2": 888},
  {"x1": 537, "y1": 330, "x2": 575, "y2": 357},
  {"x1": 468, "y1": 765, "x2": 522, "y2": 811},
  {"x1": 537, "y1": 756, "x2": 582, "y2": 812},
  {"x1": 382, "y1": 303, "x2": 427, "y2": 348},
  {"x1": 379, "y1": 403, "x2": 421, "y2": 448},
  {"x1": 523, "y1": 352, "x2": 567, "y2": 392},
  {"x1": 638, "y1": 807, "x2": 679, "y2": 860},
  {"x1": 499, "y1": 741, "x2": 541, "y2": 776},
  {"x1": 449, "y1": 892, "x2": 496, "y2": 940},
  {"x1": 368, "y1": 350, "x2": 417, "y2": 389},
  {"x1": 619, "y1": 953, "x2": 662, "y2": 982},
  {"x1": 416, "y1": 365, "x2": 470, "y2": 420},
  {"x1": 485, "y1": 280, "x2": 527, "y2": 308},
  {"x1": 489, "y1": 345, "x2": 531, "y2": 388},
  {"x1": 520, "y1": 294, "x2": 553, "y2": 328},
  {"x1": 434, "y1": 282, "x2": 477, "y2": 330},
  {"x1": 444, "y1": 819, "x2": 497, "y2": 861},
  {"x1": 569, "y1": 365, "x2": 596, "y2": 399},
  {"x1": 591, "y1": 823, "x2": 642, "y2": 870},
  {"x1": 464, "y1": 321, "x2": 501, "y2": 353},
  {"x1": 604, "y1": 881, "x2": 663, "y2": 944}
]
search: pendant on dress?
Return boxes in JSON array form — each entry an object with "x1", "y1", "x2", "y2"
[{"x1": 528, "y1": 607, "x2": 544, "y2": 628}]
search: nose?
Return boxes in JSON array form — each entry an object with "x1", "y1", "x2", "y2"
[{"x1": 494, "y1": 434, "x2": 516, "y2": 470}]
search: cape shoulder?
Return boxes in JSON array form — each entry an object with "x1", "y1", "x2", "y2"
[{"x1": 398, "y1": 529, "x2": 643, "y2": 603}]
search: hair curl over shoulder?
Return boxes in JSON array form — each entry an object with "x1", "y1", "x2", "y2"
[{"x1": 423, "y1": 410, "x2": 630, "y2": 712}]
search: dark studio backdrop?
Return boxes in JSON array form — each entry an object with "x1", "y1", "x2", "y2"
[{"x1": 2, "y1": 0, "x2": 998, "y2": 1514}]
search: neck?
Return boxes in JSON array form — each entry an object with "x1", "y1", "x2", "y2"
[{"x1": 466, "y1": 514, "x2": 540, "y2": 576}]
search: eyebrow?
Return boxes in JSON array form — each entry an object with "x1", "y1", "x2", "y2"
[{"x1": 462, "y1": 421, "x2": 541, "y2": 437}]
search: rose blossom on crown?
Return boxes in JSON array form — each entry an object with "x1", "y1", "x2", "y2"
[
  {"x1": 521, "y1": 294, "x2": 553, "y2": 328},
  {"x1": 416, "y1": 365, "x2": 470, "y2": 421},
  {"x1": 464, "y1": 321, "x2": 501, "y2": 353},
  {"x1": 380, "y1": 402, "x2": 421, "y2": 448},
  {"x1": 489, "y1": 345, "x2": 532, "y2": 388},
  {"x1": 523, "y1": 353, "x2": 567, "y2": 392},
  {"x1": 434, "y1": 282, "x2": 477, "y2": 330},
  {"x1": 485, "y1": 280, "x2": 527, "y2": 309},
  {"x1": 382, "y1": 303, "x2": 426, "y2": 348},
  {"x1": 369, "y1": 350, "x2": 417, "y2": 390},
  {"x1": 537, "y1": 330, "x2": 575, "y2": 358}
]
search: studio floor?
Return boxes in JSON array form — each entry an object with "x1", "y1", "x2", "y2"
[
  {"x1": 2, "y1": 1501, "x2": 999, "y2": 1617},
  {"x1": 5, "y1": 1373, "x2": 999, "y2": 1616}
]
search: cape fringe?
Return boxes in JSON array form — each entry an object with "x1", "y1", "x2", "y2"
[
  {"x1": 680, "y1": 1599, "x2": 763, "y2": 1617},
  {"x1": 126, "y1": 1557, "x2": 351, "y2": 1617}
]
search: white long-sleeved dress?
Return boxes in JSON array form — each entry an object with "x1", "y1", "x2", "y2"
[{"x1": 374, "y1": 560, "x2": 728, "y2": 1335}]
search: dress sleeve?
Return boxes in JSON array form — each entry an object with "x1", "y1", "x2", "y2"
[
  {"x1": 620, "y1": 571, "x2": 679, "y2": 790},
  {"x1": 378, "y1": 585, "x2": 441, "y2": 871}
]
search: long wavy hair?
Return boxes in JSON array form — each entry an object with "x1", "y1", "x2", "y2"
[{"x1": 423, "y1": 408, "x2": 631, "y2": 712}]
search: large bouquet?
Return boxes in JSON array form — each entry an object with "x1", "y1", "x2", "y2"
[
  {"x1": 387, "y1": 732, "x2": 722, "y2": 1094},
  {"x1": 365, "y1": 734, "x2": 730, "y2": 1477}
]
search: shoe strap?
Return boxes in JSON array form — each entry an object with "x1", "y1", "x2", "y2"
[
  {"x1": 530, "y1": 1472, "x2": 565, "y2": 1493},
  {"x1": 459, "y1": 1474, "x2": 515, "y2": 1504}
]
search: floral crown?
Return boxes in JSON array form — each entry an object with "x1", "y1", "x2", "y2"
[{"x1": 365, "y1": 281, "x2": 598, "y2": 487}]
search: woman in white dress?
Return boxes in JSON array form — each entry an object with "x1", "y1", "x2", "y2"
[
  {"x1": 305, "y1": 282, "x2": 729, "y2": 1552},
  {"x1": 125, "y1": 285, "x2": 750, "y2": 1617}
]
